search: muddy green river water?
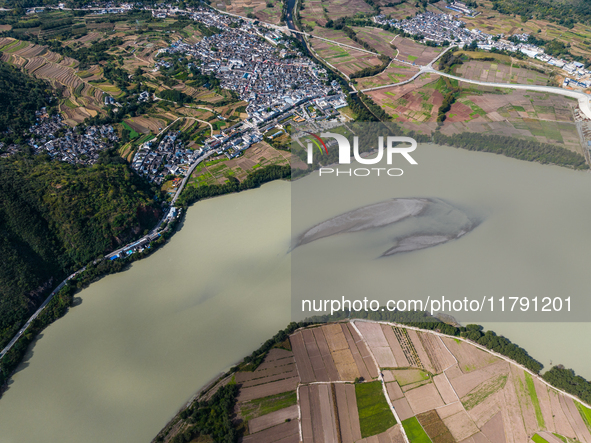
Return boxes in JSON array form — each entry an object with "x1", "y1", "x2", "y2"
[{"x1": 0, "y1": 144, "x2": 590, "y2": 442}]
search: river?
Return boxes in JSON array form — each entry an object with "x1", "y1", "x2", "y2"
[
  {"x1": 0, "y1": 183, "x2": 292, "y2": 443},
  {"x1": 1, "y1": 144, "x2": 591, "y2": 442}
]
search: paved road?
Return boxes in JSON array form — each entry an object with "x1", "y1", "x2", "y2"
[
  {"x1": 1, "y1": 119, "x2": 216, "y2": 361},
  {"x1": 170, "y1": 150, "x2": 216, "y2": 205},
  {"x1": 0, "y1": 268, "x2": 84, "y2": 359},
  {"x1": 425, "y1": 67, "x2": 591, "y2": 120},
  {"x1": 358, "y1": 67, "x2": 591, "y2": 120}
]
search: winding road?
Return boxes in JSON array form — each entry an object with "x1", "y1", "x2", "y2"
[
  {"x1": 354, "y1": 45, "x2": 591, "y2": 120},
  {"x1": 0, "y1": 117, "x2": 215, "y2": 361}
]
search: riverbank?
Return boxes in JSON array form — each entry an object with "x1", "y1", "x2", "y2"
[
  {"x1": 0, "y1": 179, "x2": 293, "y2": 442},
  {"x1": 0, "y1": 164, "x2": 291, "y2": 397},
  {"x1": 153, "y1": 316, "x2": 591, "y2": 443}
]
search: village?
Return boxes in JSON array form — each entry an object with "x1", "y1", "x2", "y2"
[
  {"x1": 129, "y1": 88, "x2": 347, "y2": 185},
  {"x1": 374, "y1": 11, "x2": 591, "y2": 88},
  {"x1": 131, "y1": 131, "x2": 202, "y2": 184},
  {"x1": 141, "y1": 6, "x2": 349, "y2": 180},
  {"x1": 2, "y1": 5, "x2": 349, "y2": 176},
  {"x1": 160, "y1": 7, "x2": 340, "y2": 123},
  {"x1": 22, "y1": 112, "x2": 119, "y2": 165}
]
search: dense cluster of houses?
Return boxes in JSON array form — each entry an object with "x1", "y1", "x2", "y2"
[
  {"x1": 146, "y1": 6, "x2": 349, "y2": 160},
  {"x1": 25, "y1": 113, "x2": 118, "y2": 165},
  {"x1": 376, "y1": 11, "x2": 467, "y2": 47},
  {"x1": 375, "y1": 11, "x2": 591, "y2": 88},
  {"x1": 159, "y1": 7, "x2": 339, "y2": 123},
  {"x1": 131, "y1": 132, "x2": 203, "y2": 184}
]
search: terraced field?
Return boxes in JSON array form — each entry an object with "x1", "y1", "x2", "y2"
[
  {"x1": 157, "y1": 319, "x2": 591, "y2": 443},
  {"x1": 455, "y1": 60, "x2": 550, "y2": 86},
  {"x1": 308, "y1": 28, "x2": 383, "y2": 78},
  {"x1": 219, "y1": 0, "x2": 284, "y2": 24},
  {"x1": 187, "y1": 142, "x2": 289, "y2": 187},
  {"x1": 0, "y1": 37, "x2": 116, "y2": 125}
]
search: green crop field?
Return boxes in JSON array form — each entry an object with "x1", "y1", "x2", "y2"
[
  {"x1": 532, "y1": 434, "x2": 549, "y2": 443},
  {"x1": 402, "y1": 417, "x2": 432, "y2": 443},
  {"x1": 122, "y1": 122, "x2": 139, "y2": 139},
  {"x1": 239, "y1": 391, "x2": 297, "y2": 421},
  {"x1": 462, "y1": 374, "x2": 507, "y2": 411},
  {"x1": 575, "y1": 401, "x2": 591, "y2": 432},
  {"x1": 356, "y1": 381, "x2": 396, "y2": 438},
  {"x1": 525, "y1": 373, "x2": 545, "y2": 429}
]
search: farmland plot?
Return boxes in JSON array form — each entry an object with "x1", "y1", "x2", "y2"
[
  {"x1": 356, "y1": 62, "x2": 419, "y2": 90},
  {"x1": 324, "y1": 0, "x2": 373, "y2": 20},
  {"x1": 356, "y1": 322, "x2": 397, "y2": 368},
  {"x1": 455, "y1": 60, "x2": 549, "y2": 86},
  {"x1": 367, "y1": 74, "x2": 442, "y2": 125},
  {"x1": 236, "y1": 349, "x2": 300, "y2": 402},
  {"x1": 417, "y1": 409, "x2": 455, "y2": 443},
  {"x1": 300, "y1": 384, "x2": 339, "y2": 442},
  {"x1": 0, "y1": 37, "x2": 108, "y2": 123},
  {"x1": 222, "y1": 0, "x2": 283, "y2": 25},
  {"x1": 323, "y1": 324, "x2": 361, "y2": 380},
  {"x1": 310, "y1": 38, "x2": 382, "y2": 78},
  {"x1": 353, "y1": 27, "x2": 400, "y2": 59},
  {"x1": 240, "y1": 322, "x2": 591, "y2": 443},
  {"x1": 395, "y1": 37, "x2": 442, "y2": 66},
  {"x1": 334, "y1": 383, "x2": 362, "y2": 443}
]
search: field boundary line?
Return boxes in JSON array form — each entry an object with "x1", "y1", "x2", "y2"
[
  {"x1": 436, "y1": 334, "x2": 462, "y2": 404},
  {"x1": 353, "y1": 318, "x2": 591, "y2": 412},
  {"x1": 296, "y1": 385, "x2": 303, "y2": 442},
  {"x1": 350, "y1": 320, "x2": 411, "y2": 443}
]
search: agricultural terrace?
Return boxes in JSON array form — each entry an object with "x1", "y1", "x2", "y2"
[
  {"x1": 155, "y1": 320, "x2": 591, "y2": 443},
  {"x1": 186, "y1": 142, "x2": 289, "y2": 187},
  {"x1": 379, "y1": 2, "x2": 421, "y2": 20},
  {"x1": 355, "y1": 61, "x2": 419, "y2": 90},
  {"x1": 0, "y1": 37, "x2": 109, "y2": 125},
  {"x1": 453, "y1": 0, "x2": 591, "y2": 62},
  {"x1": 353, "y1": 27, "x2": 400, "y2": 60},
  {"x1": 453, "y1": 58, "x2": 551, "y2": 86},
  {"x1": 299, "y1": 0, "x2": 373, "y2": 30},
  {"x1": 125, "y1": 116, "x2": 168, "y2": 136},
  {"x1": 0, "y1": 10, "x2": 243, "y2": 130},
  {"x1": 394, "y1": 37, "x2": 442, "y2": 66},
  {"x1": 308, "y1": 28, "x2": 383, "y2": 78},
  {"x1": 217, "y1": 0, "x2": 284, "y2": 25}
]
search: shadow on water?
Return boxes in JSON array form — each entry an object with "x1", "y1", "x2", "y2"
[
  {"x1": 173, "y1": 214, "x2": 187, "y2": 233},
  {"x1": 72, "y1": 297, "x2": 83, "y2": 307},
  {"x1": 1, "y1": 331, "x2": 49, "y2": 396}
]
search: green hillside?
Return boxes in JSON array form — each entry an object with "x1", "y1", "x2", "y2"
[
  {"x1": 0, "y1": 60, "x2": 54, "y2": 144},
  {"x1": 0, "y1": 154, "x2": 162, "y2": 350}
]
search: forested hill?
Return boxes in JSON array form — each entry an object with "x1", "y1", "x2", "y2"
[
  {"x1": 0, "y1": 154, "x2": 162, "y2": 350},
  {"x1": 491, "y1": 0, "x2": 591, "y2": 26},
  {"x1": 0, "y1": 61, "x2": 54, "y2": 144}
]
